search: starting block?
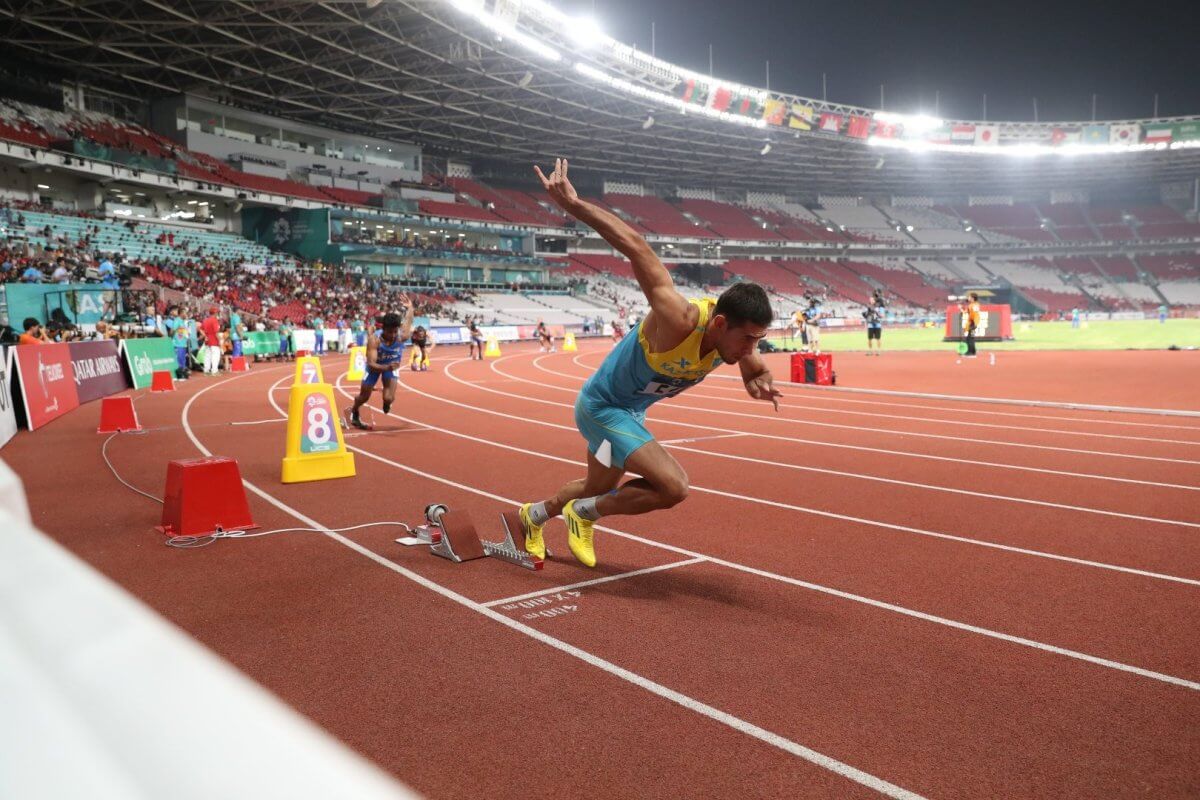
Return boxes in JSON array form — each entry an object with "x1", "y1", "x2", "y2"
[{"x1": 398, "y1": 504, "x2": 544, "y2": 570}]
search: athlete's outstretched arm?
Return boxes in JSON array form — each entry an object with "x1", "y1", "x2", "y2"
[
  {"x1": 397, "y1": 293, "x2": 414, "y2": 340},
  {"x1": 535, "y1": 158, "x2": 691, "y2": 333}
]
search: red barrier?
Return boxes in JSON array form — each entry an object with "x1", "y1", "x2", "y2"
[
  {"x1": 790, "y1": 353, "x2": 834, "y2": 385},
  {"x1": 150, "y1": 371, "x2": 174, "y2": 392},
  {"x1": 97, "y1": 396, "x2": 141, "y2": 433},
  {"x1": 157, "y1": 457, "x2": 257, "y2": 537}
]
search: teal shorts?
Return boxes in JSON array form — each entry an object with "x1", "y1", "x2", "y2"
[{"x1": 574, "y1": 392, "x2": 652, "y2": 469}]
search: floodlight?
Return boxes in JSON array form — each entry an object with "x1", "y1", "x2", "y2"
[{"x1": 642, "y1": 115, "x2": 655, "y2": 130}]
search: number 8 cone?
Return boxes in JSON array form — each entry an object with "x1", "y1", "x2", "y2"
[{"x1": 281, "y1": 382, "x2": 356, "y2": 483}]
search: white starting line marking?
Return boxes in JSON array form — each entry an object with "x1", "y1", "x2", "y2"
[{"x1": 483, "y1": 557, "x2": 707, "y2": 607}]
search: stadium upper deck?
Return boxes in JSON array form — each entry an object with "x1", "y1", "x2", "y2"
[{"x1": 2, "y1": 0, "x2": 1199, "y2": 195}]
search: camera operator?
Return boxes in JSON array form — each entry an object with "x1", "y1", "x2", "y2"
[{"x1": 863, "y1": 301, "x2": 884, "y2": 356}]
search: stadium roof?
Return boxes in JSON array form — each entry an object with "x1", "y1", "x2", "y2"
[{"x1": 3, "y1": 0, "x2": 1199, "y2": 196}]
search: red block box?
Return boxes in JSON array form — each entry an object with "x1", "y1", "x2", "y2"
[
  {"x1": 157, "y1": 457, "x2": 257, "y2": 537},
  {"x1": 790, "y1": 353, "x2": 834, "y2": 385}
]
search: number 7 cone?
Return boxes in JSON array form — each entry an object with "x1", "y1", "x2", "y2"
[{"x1": 281, "y1": 382, "x2": 356, "y2": 483}]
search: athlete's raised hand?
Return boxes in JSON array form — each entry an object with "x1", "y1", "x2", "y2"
[
  {"x1": 745, "y1": 373, "x2": 782, "y2": 412},
  {"x1": 534, "y1": 158, "x2": 580, "y2": 213}
]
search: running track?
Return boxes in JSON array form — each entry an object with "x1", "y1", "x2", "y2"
[{"x1": 8, "y1": 345, "x2": 1200, "y2": 799}]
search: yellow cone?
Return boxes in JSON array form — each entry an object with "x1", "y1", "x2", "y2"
[
  {"x1": 484, "y1": 337, "x2": 502, "y2": 358},
  {"x1": 562, "y1": 332, "x2": 577, "y2": 352}
]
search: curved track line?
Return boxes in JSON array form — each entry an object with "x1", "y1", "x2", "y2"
[
  {"x1": 379, "y1": 367, "x2": 1200, "y2": 587},
  {"x1": 567, "y1": 349, "x2": 1200, "y2": 430},
  {"x1": 301, "y1": 372, "x2": 1200, "y2": 691},
  {"x1": 536, "y1": 355, "x2": 1200, "y2": 446},
  {"x1": 485, "y1": 354, "x2": 1200, "y2": 493},
  {"x1": 497, "y1": 355, "x2": 1200, "y2": 465},
  {"x1": 178, "y1": 373, "x2": 928, "y2": 800}
]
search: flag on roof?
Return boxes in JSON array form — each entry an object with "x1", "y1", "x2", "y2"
[
  {"x1": 788, "y1": 103, "x2": 814, "y2": 130},
  {"x1": 1109, "y1": 123, "x2": 1139, "y2": 145},
  {"x1": 762, "y1": 99, "x2": 786, "y2": 126},
  {"x1": 846, "y1": 115, "x2": 870, "y2": 139},
  {"x1": 1082, "y1": 125, "x2": 1109, "y2": 145},
  {"x1": 951, "y1": 124, "x2": 976, "y2": 143},
  {"x1": 818, "y1": 112, "x2": 843, "y2": 134},
  {"x1": 679, "y1": 79, "x2": 708, "y2": 106},
  {"x1": 1143, "y1": 124, "x2": 1173, "y2": 144},
  {"x1": 707, "y1": 86, "x2": 733, "y2": 113},
  {"x1": 973, "y1": 124, "x2": 999, "y2": 146}
]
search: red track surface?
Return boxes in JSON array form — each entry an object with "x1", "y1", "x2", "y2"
[{"x1": 8, "y1": 344, "x2": 1200, "y2": 798}]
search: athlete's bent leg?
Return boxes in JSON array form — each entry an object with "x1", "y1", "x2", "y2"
[{"x1": 381, "y1": 378, "x2": 397, "y2": 415}]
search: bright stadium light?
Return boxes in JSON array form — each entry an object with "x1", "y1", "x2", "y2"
[
  {"x1": 566, "y1": 16, "x2": 605, "y2": 49},
  {"x1": 866, "y1": 135, "x2": 1169, "y2": 157},
  {"x1": 445, "y1": 0, "x2": 562, "y2": 61},
  {"x1": 874, "y1": 111, "x2": 943, "y2": 134}
]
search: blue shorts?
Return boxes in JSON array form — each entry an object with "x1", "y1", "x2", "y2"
[
  {"x1": 232, "y1": 340, "x2": 243, "y2": 357},
  {"x1": 574, "y1": 391, "x2": 652, "y2": 470},
  {"x1": 361, "y1": 368, "x2": 396, "y2": 388}
]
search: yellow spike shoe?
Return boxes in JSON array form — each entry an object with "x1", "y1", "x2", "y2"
[
  {"x1": 562, "y1": 500, "x2": 597, "y2": 568},
  {"x1": 518, "y1": 503, "x2": 546, "y2": 560}
]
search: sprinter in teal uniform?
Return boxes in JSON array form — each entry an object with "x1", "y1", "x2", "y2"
[{"x1": 518, "y1": 159, "x2": 781, "y2": 567}]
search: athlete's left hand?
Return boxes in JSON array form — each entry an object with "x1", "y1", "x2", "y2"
[{"x1": 745, "y1": 374, "x2": 782, "y2": 412}]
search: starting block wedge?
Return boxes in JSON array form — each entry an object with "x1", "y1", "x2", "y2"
[{"x1": 398, "y1": 504, "x2": 544, "y2": 570}]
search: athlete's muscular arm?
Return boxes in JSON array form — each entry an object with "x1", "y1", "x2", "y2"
[
  {"x1": 365, "y1": 336, "x2": 392, "y2": 373},
  {"x1": 738, "y1": 351, "x2": 782, "y2": 412},
  {"x1": 397, "y1": 293, "x2": 414, "y2": 340},
  {"x1": 535, "y1": 158, "x2": 694, "y2": 339}
]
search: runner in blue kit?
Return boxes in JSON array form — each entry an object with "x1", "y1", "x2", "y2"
[
  {"x1": 517, "y1": 159, "x2": 782, "y2": 567},
  {"x1": 343, "y1": 295, "x2": 413, "y2": 430}
]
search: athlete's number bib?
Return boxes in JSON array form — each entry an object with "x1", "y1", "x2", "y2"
[
  {"x1": 638, "y1": 379, "x2": 688, "y2": 398},
  {"x1": 300, "y1": 394, "x2": 337, "y2": 454}
]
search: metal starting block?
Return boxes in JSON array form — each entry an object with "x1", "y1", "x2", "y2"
[{"x1": 396, "y1": 504, "x2": 545, "y2": 570}]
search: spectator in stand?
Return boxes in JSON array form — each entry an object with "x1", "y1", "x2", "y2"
[
  {"x1": 51, "y1": 261, "x2": 70, "y2": 284},
  {"x1": 21, "y1": 262, "x2": 43, "y2": 282},
  {"x1": 18, "y1": 317, "x2": 48, "y2": 345},
  {"x1": 200, "y1": 306, "x2": 222, "y2": 375},
  {"x1": 98, "y1": 256, "x2": 119, "y2": 289}
]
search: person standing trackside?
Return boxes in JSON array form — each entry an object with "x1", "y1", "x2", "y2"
[
  {"x1": 863, "y1": 303, "x2": 883, "y2": 355},
  {"x1": 964, "y1": 292, "x2": 981, "y2": 358},
  {"x1": 200, "y1": 306, "x2": 222, "y2": 374}
]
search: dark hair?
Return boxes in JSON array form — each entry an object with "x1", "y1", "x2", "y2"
[
  {"x1": 969, "y1": 292, "x2": 979, "y2": 301},
  {"x1": 715, "y1": 282, "x2": 772, "y2": 328},
  {"x1": 380, "y1": 312, "x2": 402, "y2": 329},
  {"x1": 23, "y1": 317, "x2": 40, "y2": 332}
]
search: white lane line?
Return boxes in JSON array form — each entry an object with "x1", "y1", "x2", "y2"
[
  {"x1": 660, "y1": 433, "x2": 750, "y2": 445},
  {"x1": 318, "y1": 370, "x2": 1200, "y2": 692},
  {"x1": 568, "y1": 349, "x2": 1200, "y2": 427},
  {"x1": 187, "y1": 375, "x2": 927, "y2": 800},
  {"x1": 482, "y1": 557, "x2": 707, "y2": 607},
  {"x1": 512, "y1": 356, "x2": 1200, "y2": 465},
  {"x1": 532, "y1": 354, "x2": 1200, "y2": 446},
  {"x1": 383, "y1": 368, "x2": 1200, "y2": 588},
  {"x1": 488, "y1": 354, "x2": 1200, "y2": 492}
]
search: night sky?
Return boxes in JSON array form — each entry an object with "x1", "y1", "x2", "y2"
[{"x1": 560, "y1": 0, "x2": 1199, "y2": 123}]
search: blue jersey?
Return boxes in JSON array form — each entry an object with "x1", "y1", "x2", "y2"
[
  {"x1": 582, "y1": 297, "x2": 723, "y2": 413},
  {"x1": 371, "y1": 334, "x2": 406, "y2": 372}
]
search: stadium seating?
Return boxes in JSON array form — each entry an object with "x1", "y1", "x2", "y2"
[{"x1": 603, "y1": 193, "x2": 717, "y2": 238}]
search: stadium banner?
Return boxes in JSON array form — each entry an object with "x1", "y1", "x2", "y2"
[
  {"x1": 0, "y1": 347, "x2": 17, "y2": 449},
  {"x1": 291, "y1": 329, "x2": 317, "y2": 352},
  {"x1": 5, "y1": 283, "x2": 118, "y2": 328},
  {"x1": 923, "y1": 126, "x2": 952, "y2": 144},
  {"x1": 431, "y1": 326, "x2": 470, "y2": 344},
  {"x1": 243, "y1": 331, "x2": 282, "y2": 356},
  {"x1": 678, "y1": 78, "x2": 709, "y2": 106},
  {"x1": 14, "y1": 343, "x2": 80, "y2": 431},
  {"x1": 943, "y1": 304, "x2": 1013, "y2": 342},
  {"x1": 730, "y1": 93, "x2": 762, "y2": 118},
  {"x1": 707, "y1": 86, "x2": 733, "y2": 112},
  {"x1": 241, "y1": 207, "x2": 337, "y2": 262},
  {"x1": 1109, "y1": 123, "x2": 1139, "y2": 145},
  {"x1": 1051, "y1": 127, "x2": 1081, "y2": 145},
  {"x1": 516, "y1": 324, "x2": 566, "y2": 340},
  {"x1": 1172, "y1": 122, "x2": 1200, "y2": 143},
  {"x1": 480, "y1": 325, "x2": 520, "y2": 342},
  {"x1": 873, "y1": 120, "x2": 900, "y2": 139},
  {"x1": 70, "y1": 340, "x2": 127, "y2": 404},
  {"x1": 121, "y1": 337, "x2": 178, "y2": 390}
]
